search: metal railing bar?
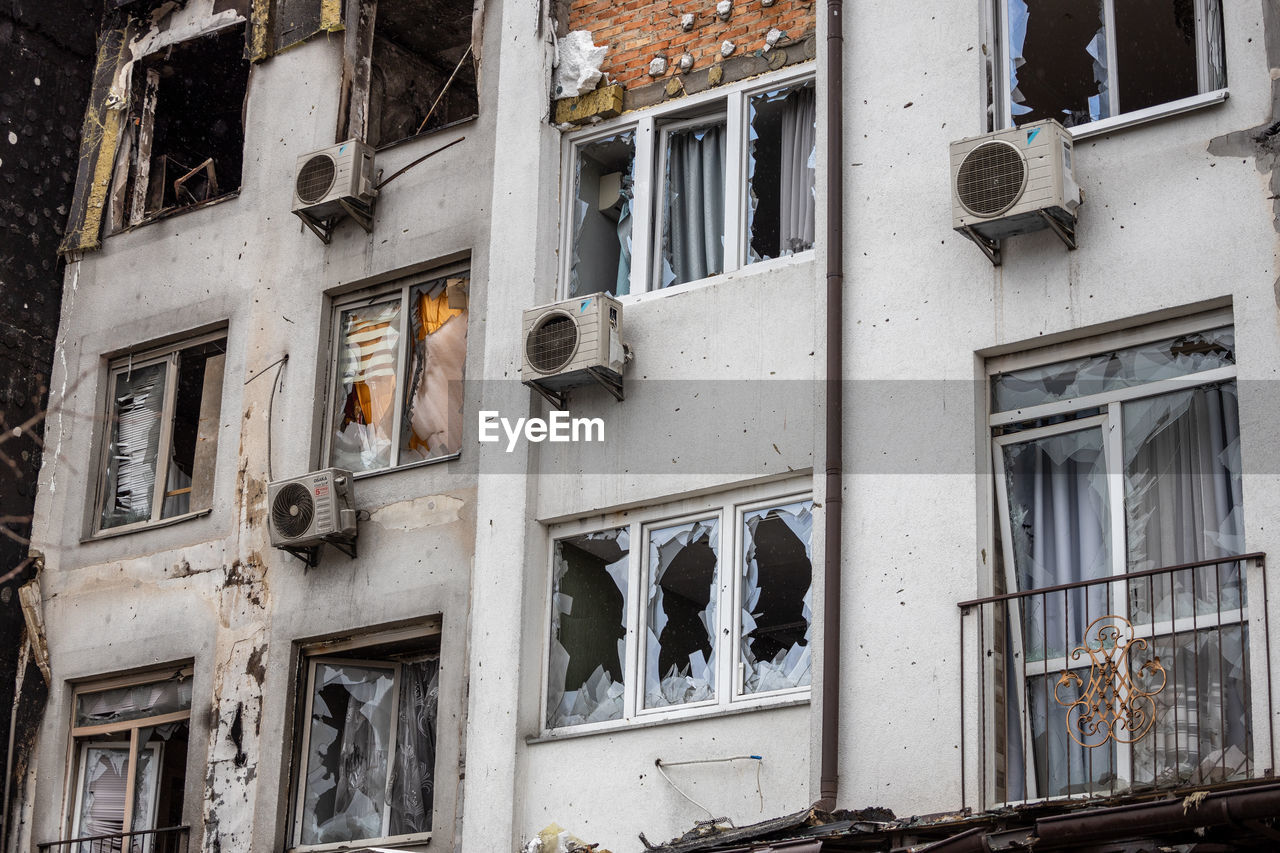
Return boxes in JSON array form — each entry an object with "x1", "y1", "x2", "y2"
[
  {"x1": 38, "y1": 826, "x2": 189, "y2": 850},
  {"x1": 957, "y1": 553, "x2": 1265, "y2": 609}
]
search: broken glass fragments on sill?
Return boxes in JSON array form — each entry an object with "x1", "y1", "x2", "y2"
[
  {"x1": 645, "y1": 518, "x2": 719, "y2": 708},
  {"x1": 741, "y1": 500, "x2": 813, "y2": 694},
  {"x1": 547, "y1": 528, "x2": 629, "y2": 727}
]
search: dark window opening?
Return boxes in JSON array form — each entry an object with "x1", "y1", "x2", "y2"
[
  {"x1": 368, "y1": 0, "x2": 478, "y2": 148},
  {"x1": 126, "y1": 26, "x2": 249, "y2": 224},
  {"x1": 1113, "y1": 0, "x2": 1199, "y2": 113},
  {"x1": 748, "y1": 83, "x2": 816, "y2": 263}
]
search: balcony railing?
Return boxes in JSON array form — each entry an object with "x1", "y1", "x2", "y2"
[
  {"x1": 958, "y1": 554, "x2": 1272, "y2": 809},
  {"x1": 38, "y1": 826, "x2": 190, "y2": 853}
]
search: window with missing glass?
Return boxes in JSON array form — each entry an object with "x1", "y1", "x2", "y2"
[
  {"x1": 94, "y1": 332, "x2": 227, "y2": 535},
  {"x1": 289, "y1": 629, "x2": 440, "y2": 851},
  {"x1": 324, "y1": 268, "x2": 468, "y2": 475},
  {"x1": 545, "y1": 486, "x2": 813, "y2": 731},
  {"x1": 62, "y1": 668, "x2": 193, "y2": 851},
  {"x1": 561, "y1": 68, "x2": 815, "y2": 299},
  {"x1": 994, "y1": 0, "x2": 1226, "y2": 131},
  {"x1": 987, "y1": 314, "x2": 1249, "y2": 801}
]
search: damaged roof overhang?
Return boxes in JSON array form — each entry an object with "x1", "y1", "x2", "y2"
[{"x1": 645, "y1": 782, "x2": 1280, "y2": 853}]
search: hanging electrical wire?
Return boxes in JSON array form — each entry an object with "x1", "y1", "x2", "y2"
[{"x1": 654, "y1": 755, "x2": 766, "y2": 818}]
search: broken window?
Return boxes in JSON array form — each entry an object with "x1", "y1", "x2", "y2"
[
  {"x1": 747, "y1": 83, "x2": 816, "y2": 263},
  {"x1": 64, "y1": 669, "x2": 192, "y2": 850},
  {"x1": 341, "y1": 0, "x2": 480, "y2": 148},
  {"x1": 292, "y1": 634, "x2": 439, "y2": 848},
  {"x1": 999, "y1": 0, "x2": 1226, "y2": 129},
  {"x1": 546, "y1": 528, "x2": 629, "y2": 727},
  {"x1": 543, "y1": 486, "x2": 813, "y2": 731},
  {"x1": 560, "y1": 68, "x2": 816, "y2": 298},
  {"x1": 645, "y1": 518, "x2": 719, "y2": 708},
  {"x1": 567, "y1": 133, "x2": 635, "y2": 298},
  {"x1": 108, "y1": 24, "x2": 251, "y2": 230},
  {"x1": 989, "y1": 318, "x2": 1250, "y2": 801},
  {"x1": 740, "y1": 500, "x2": 813, "y2": 694},
  {"x1": 326, "y1": 268, "x2": 468, "y2": 474},
  {"x1": 96, "y1": 333, "x2": 227, "y2": 535}
]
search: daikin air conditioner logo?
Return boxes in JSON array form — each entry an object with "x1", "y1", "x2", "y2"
[{"x1": 479, "y1": 410, "x2": 605, "y2": 452}]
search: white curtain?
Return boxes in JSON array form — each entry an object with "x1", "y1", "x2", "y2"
[
  {"x1": 1125, "y1": 384, "x2": 1248, "y2": 786},
  {"x1": 1002, "y1": 427, "x2": 1114, "y2": 798},
  {"x1": 661, "y1": 123, "x2": 725, "y2": 288},
  {"x1": 777, "y1": 87, "x2": 816, "y2": 255}
]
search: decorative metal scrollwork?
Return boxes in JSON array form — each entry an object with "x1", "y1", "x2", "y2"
[{"x1": 1054, "y1": 614, "x2": 1167, "y2": 748}]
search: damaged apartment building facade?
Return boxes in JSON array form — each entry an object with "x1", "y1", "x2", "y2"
[{"x1": 11, "y1": 0, "x2": 1280, "y2": 850}]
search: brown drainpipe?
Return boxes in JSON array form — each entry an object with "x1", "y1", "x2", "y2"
[{"x1": 818, "y1": 0, "x2": 844, "y2": 813}]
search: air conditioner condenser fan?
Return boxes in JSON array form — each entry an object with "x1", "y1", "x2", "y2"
[{"x1": 271, "y1": 482, "x2": 315, "y2": 539}]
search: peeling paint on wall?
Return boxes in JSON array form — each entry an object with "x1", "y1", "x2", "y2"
[{"x1": 370, "y1": 494, "x2": 465, "y2": 530}]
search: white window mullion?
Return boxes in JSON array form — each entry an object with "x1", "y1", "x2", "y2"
[
  {"x1": 624, "y1": 521, "x2": 643, "y2": 719},
  {"x1": 630, "y1": 117, "x2": 656, "y2": 296},
  {"x1": 386, "y1": 289, "x2": 410, "y2": 467},
  {"x1": 998, "y1": 0, "x2": 1014, "y2": 128},
  {"x1": 717, "y1": 505, "x2": 736, "y2": 707},
  {"x1": 1103, "y1": 0, "x2": 1120, "y2": 117},
  {"x1": 723, "y1": 92, "x2": 746, "y2": 273},
  {"x1": 149, "y1": 353, "x2": 181, "y2": 521},
  {"x1": 1104, "y1": 401, "x2": 1134, "y2": 791},
  {"x1": 558, "y1": 140, "x2": 579, "y2": 300},
  {"x1": 382, "y1": 661, "x2": 403, "y2": 838}
]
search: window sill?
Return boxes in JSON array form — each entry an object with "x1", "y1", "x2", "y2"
[
  {"x1": 349, "y1": 450, "x2": 462, "y2": 481},
  {"x1": 289, "y1": 832, "x2": 431, "y2": 853},
  {"x1": 1064, "y1": 89, "x2": 1229, "y2": 141},
  {"x1": 83, "y1": 507, "x2": 213, "y2": 543},
  {"x1": 528, "y1": 690, "x2": 809, "y2": 744},
  {"x1": 614, "y1": 249, "x2": 816, "y2": 307},
  {"x1": 108, "y1": 190, "x2": 241, "y2": 238}
]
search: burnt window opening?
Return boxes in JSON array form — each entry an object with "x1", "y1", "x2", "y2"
[
  {"x1": 1002, "y1": 0, "x2": 1225, "y2": 129},
  {"x1": 366, "y1": 0, "x2": 478, "y2": 148},
  {"x1": 115, "y1": 25, "x2": 250, "y2": 228}
]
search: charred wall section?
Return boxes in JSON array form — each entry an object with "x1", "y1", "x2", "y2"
[{"x1": 0, "y1": 0, "x2": 95, "y2": 844}]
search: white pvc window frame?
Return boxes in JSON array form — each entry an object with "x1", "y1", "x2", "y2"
[
  {"x1": 984, "y1": 310, "x2": 1263, "y2": 806},
  {"x1": 991, "y1": 0, "x2": 1228, "y2": 139},
  {"x1": 557, "y1": 64, "x2": 816, "y2": 302},
  {"x1": 539, "y1": 480, "x2": 814, "y2": 737}
]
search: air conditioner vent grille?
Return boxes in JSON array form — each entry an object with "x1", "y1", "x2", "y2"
[
  {"x1": 296, "y1": 154, "x2": 337, "y2": 204},
  {"x1": 272, "y1": 483, "x2": 315, "y2": 539},
  {"x1": 526, "y1": 313, "x2": 578, "y2": 374},
  {"x1": 956, "y1": 140, "x2": 1026, "y2": 217}
]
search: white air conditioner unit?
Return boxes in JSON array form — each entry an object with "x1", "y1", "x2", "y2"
[
  {"x1": 950, "y1": 119, "x2": 1081, "y2": 265},
  {"x1": 292, "y1": 139, "x2": 376, "y2": 243},
  {"x1": 268, "y1": 468, "x2": 357, "y2": 564},
  {"x1": 521, "y1": 293, "x2": 627, "y2": 406}
]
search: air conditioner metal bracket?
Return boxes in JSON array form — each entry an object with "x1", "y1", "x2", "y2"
[
  {"x1": 1036, "y1": 210, "x2": 1078, "y2": 250},
  {"x1": 293, "y1": 198, "x2": 375, "y2": 245},
  {"x1": 961, "y1": 226, "x2": 1002, "y2": 266},
  {"x1": 524, "y1": 380, "x2": 568, "y2": 410},
  {"x1": 585, "y1": 366, "x2": 625, "y2": 402},
  {"x1": 280, "y1": 537, "x2": 357, "y2": 570},
  {"x1": 524, "y1": 371, "x2": 624, "y2": 411}
]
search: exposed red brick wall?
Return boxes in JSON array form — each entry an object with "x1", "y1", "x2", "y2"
[{"x1": 568, "y1": 0, "x2": 815, "y2": 92}]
